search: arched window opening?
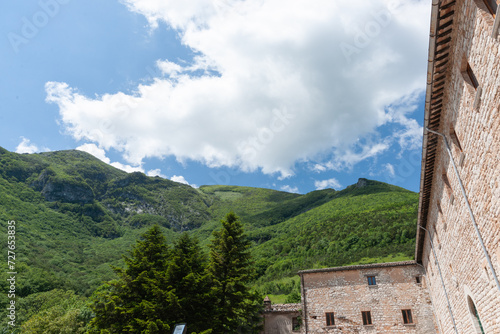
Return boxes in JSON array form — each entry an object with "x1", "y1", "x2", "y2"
[{"x1": 467, "y1": 296, "x2": 485, "y2": 334}]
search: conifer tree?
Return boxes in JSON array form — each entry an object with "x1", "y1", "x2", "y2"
[
  {"x1": 208, "y1": 212, "x2": 262, "y2": 333},
  {"x1": 167, "y1": 233, "x2": 213, "y2": 333},
  {"x1": 89, "y1": 225, "x2": 175, "y2": 333}
]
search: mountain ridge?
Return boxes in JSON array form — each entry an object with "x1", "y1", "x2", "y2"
[{"x1": 0, "y1": 147, "x2": 418, "y2": 299}]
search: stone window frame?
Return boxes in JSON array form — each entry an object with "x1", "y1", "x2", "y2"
[
  {"x1": 449, "y1": 124, "x2": 463, "y2": 152},
  {"x1": 441, "y1": 171, "x2": 455, "y2": 205},
  {"x1": 483, "y1": 0, "x2": 498, "y2": 16},
  {"x1": 467, "y1": 296, "x2": 486, "y2": 333},
  {"x1": 325, "y1": 312, "x2": 335, "y2": 327},
  {"x1": 472, "y1": 0, "x2": 500, "y2": 38},
  {"x1": 460, "y1": 61, "x2": 483, "y2": 111},
  {"x1": 463, "y1": 285, "x2": 486, "y2": 334},
  {"x1": 448, "y1": 122, "x2": 466, "y2": 171},
  {"x1": 365, "y1": 274, "x2": 377, "y2": 286},
  {"x1": 361, "y1": 310, "x2": 373, "y2": 326},
  {"x1": 465, "y1": 63, "x2": 480, "y2": 89},
  {"x1": 402, "y1": 309, "x2": 414, "y2": 325}
]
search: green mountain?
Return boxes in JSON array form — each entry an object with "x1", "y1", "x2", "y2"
[{"x1": 0, "y1": 147, "x2": 418, "y2": 300}]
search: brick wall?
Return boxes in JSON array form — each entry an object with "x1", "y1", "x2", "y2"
[
  {"x1": 299, "y1": 262, "x2": 437, "y2": 333},
  {"x1": 418, "y1": 0, "x2": 500, "y2": 332}
]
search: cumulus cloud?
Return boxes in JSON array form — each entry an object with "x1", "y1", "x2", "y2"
[
  {"x1": 315, "y1": 178, "x2": 342, "y2": 190},
  {"x1": 280, "y1": 185, "x2": 300, "y2": 194},
  {"x1": 46, "y1": 0, "x2": 430, "y2": 177},
  {"x1": 170, "y1": 175, "x2": 197, "y2": 188},
  {"x1": 110, "y1": 162, "x2": 144, "y2": 173},
  {"x1": 77, "y1": 143, "x2": 111, "y2": 163},
  {"x1": 15, "y1": 137, "x2": 48, "y2": 154},
  {"x1": 147, "y1": 168, "x2": 167, "y2": 178},
  {"x1": 311, "y1": 139, "x2": 391, "y2": 173},
  {"x1": 76, "y1": 143, "x2": 144, "y2": 173}
]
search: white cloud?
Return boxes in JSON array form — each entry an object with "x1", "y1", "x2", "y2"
[
  {"x1": 171, "y1": 175, "x2": 189, "y2": 184},
  {"x1": 280, "y1": 185, "x2": 300, "y2": 194},
  {"x1": 110, "y1": 162, "x2": 144, "y2": 173},
  {"x1": 312, "y1": 164, "x2": 327, "y2": 173},
  {"x1": 315, "y1": 178, "x2": 342, "y2": 190},
  {"x1": 46, "y1": 0, "x2": 430, "y2": 177},
  {"x1": 312, "y1": 139, "x2": 391, "y2": 172},
  {"x1": 147, "y1": 168, "x2": 167, "y2": 178},
  {"x1": 76, "y1": 143, "x2": 144, "y2": 173},
  {"x1": 384, "y1": 163, "x2": 396, "y2": 177},
  {"x1": 383, "y1": 91, "x2": 424, "y2": 154},
  {"x1": 170, "y1": 175, "x2": 197, "y2": 188},
  {"x1": 15, "y1": 137, "x2": 48, "y2": 154},
  {"x1": 76, "y1": 143, "x2": 111, "y2": 163}
]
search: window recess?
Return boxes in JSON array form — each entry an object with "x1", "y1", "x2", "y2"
[
  {"x1": 402, "y1": 309, "x2": 414, "y2": 324},
  {"x1": 362, "y1": 311, "x2": 372, "y2": 325},
  {"x1": 325, "y1": 312, "x2": 335, "y2": 326}
]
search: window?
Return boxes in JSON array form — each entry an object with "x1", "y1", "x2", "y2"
[
  {"x1": 367, "y1": 276, "x2": 377, "y2": 286},
  {"x1": 362, "y1": 311, "x2": 372, "y2": 325},
  {"x1": 468, "y1": 296, "x2": 485, "y2": 334},
  {"x1": 437, "y1": 200, "x2": 443, "y2": 214},
  {"x1": 442, "y1": 172, "x2": 454, "y2": 204},
  {"x1": 415, "y1": 276, "x2": 421, "y2": 284},
  {"x1": 292, "y1": 317, "x2": 301, "y2": 331},
  {"x1": 449, "y1": 126, "x2": 463, "y2": 152},
  {"x1": 325, "y1": 312, "x2": 335, "y2": 326},
  {"x1": 484, "y1": 266, "x2": 491, "y2": 280},
  {"x1": 433, "y1": 228, "x2": 441, "y2": 249},
  {"x1": 459, "y1": 153, "x2": 466, "y2": 167},
  {"x1": 484, "y1": 0, "x2": 498, "y2": 16},
  {"x1": 442, "y1": 172, "x2": 451, "y2": 189},
  {"x1": 466, "y1": 63, "x2": 480, "y2": 89},
  {"x1": 402, "y1": 309, "x2": 414, "y2": 324}
]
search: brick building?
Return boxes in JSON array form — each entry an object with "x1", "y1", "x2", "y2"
[
  {"x1": 415, "y1": 0, "x2": 500, "y2": 333},
  {"x1": 298, "y1": 262, "x2": 437, "y2": 333},
  {"x1": 283, "y1": 1, "x2": 500, "y2": 333}
]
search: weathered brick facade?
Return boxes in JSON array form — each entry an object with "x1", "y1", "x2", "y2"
[
  {"x1": 298, "y1": 262, "x2": 437, "y2": 333},
  {"x1": 416, "y1": 0, "x2": 500, "y2": 333}
]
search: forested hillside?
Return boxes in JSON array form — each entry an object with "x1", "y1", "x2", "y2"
[{"x1": 0, "y1": 147, "x2": 419, "y2": 328}]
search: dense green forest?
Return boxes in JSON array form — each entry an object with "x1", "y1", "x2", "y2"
[{"x1": 0, "y1": 147, "x2": 419, "y2": 330}]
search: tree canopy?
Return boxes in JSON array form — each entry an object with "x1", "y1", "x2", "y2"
[
  {"x1": 209, "y1": 212, "x2": 262, "y2": 334},
  {"x1": 88, "y1": 218, "x2": 261, "y2": 333}
]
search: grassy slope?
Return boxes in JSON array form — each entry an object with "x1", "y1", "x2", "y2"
[
  {"x1": 0, "y1": 147, "x2": 418, "y2": 300},
  {"x1": 252, "y1": 182, "x2": 418, "y2": 282},
  {"x1": 0, "y1": 148, "x2": 206, "y2": 296}
]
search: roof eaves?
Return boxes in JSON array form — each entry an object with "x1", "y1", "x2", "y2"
[
  {"x1": 298, "y1": 261, "x2": 418, "y2": 275},
  {"x1": 415, "y1": 0, "x2": 457, "y2": 263}
]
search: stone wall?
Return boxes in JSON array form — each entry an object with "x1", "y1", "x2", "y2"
[
  {"x1": 299, "y1": 262, "x2": 437, "y2": 333},
  {"x1": 261, "y1": 299, "x2": 302, "y2": 334},
  {"x1": 417, "y1": 0, "x2": 500, "y2": 333}
]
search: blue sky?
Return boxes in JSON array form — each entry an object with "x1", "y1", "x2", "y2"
[{"x1": 1, "y1": 0, "x2": 431, "y2": 194}]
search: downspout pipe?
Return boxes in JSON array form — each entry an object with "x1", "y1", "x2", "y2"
[
  {"x1": 418, "y1": 224, "x2": 459, "y2": 334},
  {"x1": 425, "y1": 127, "x2": 500, "y2": 295}
]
